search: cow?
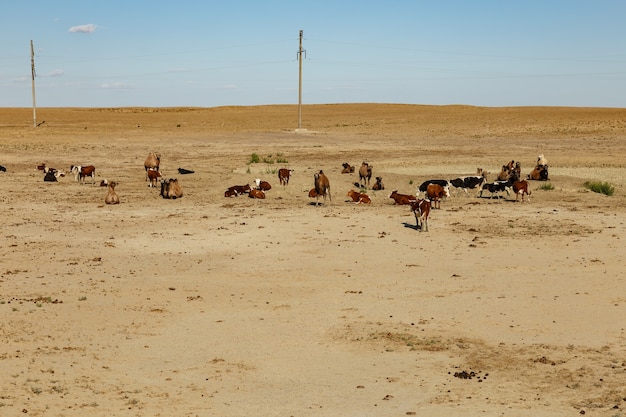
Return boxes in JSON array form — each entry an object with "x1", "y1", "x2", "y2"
[
  {"x1": 410, "y1": 198, "x2": 431, "y2": 232},
  {"x1": 418, "y1": 179, "x2": 450, "y2": 196},
  {"x1": 346, "y1": 190, "x2": 371, "y2": 204},
  {"x1": 341, "y1": 163, "x2": 355, "y2": 174},
  {"x1": 313, "y1": 170, "x2": 331, "y2": 205},
  {"x1": 512, "y1": 180, "x2": 531, "y2": 202},
  {"x1": 70, "y1": 165, "x2": 96, "y2": 185},
  {"x1": 372, "y1": 176, "x2": 385, "y2": 191},
  {"x1": 248, "y1": 189, "x2": 266, "y2": 199},
  {"x1": 178, "y1": 167, "x2": 194, "y2": 175},
  {"x1": 147, "y1": 168, "x2": 162, "y2": 188},
  {"x1": 426, "y1": 183, "x2": 449, "y2": 209},
  {"x1": 144, "y1": 152, "x2": 161, "y2": 181},
  {"x1": 224, "y1": 184, "x2": 251, "y2": 197},
  {"x1": 43, "y1": 170, "x2": 58, "y2": 182},
  {"x1": 308, "y1": 188, "x2": 318, "y2": 198},
  {"x1": 449, "y1": 168, "x2": 488, "y2": 196},
  {"x1": 528, "y1": 164, "x2": 549, "y2": 181},
  {"x1": 160, "y1": 178, "x2": 183, "y2": 199},
  {"x1": 254, "y1": 179, "x2": 272, "y2": 191},
  {"x1": 359, "y1": 162, "x2": 373, "y2": 187},
  {"x1": 104, "y1": 181, "x2": 120, "y2": 205},
  {"x1": 480, "y1": 181, "x2": 512, "y2": 198},
  {"x1": 388, "y1": 190, "x2": 416, "y2": 205},
  {"x1": 278, "y1": 168, "x2": 293, "y2": 186}
]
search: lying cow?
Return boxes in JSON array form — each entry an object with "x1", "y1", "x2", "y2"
[
  {"x1": 224, "y1": 184, "x2": 251, "y2": 197},
  {"x1": 346, "y1": 190, "x2": 371, "y2": 204},
  {"x1": 388, "y1": 190, "x2": 416, "y2": 205},
  {"x1": 254, "y1": 179, "x2": 272, "y2": 191},
  {"x1": 248, "y1": 189, "x2": 266, "y2": 199}
]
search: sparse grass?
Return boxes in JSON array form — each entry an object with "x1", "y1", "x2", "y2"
[
  {"x1": 265, "y1": 167, "x2": 278, "y2": 175},
  {"x1": 78, "y1": 296, "x2": 87, "y2": 301},
  {"x1": 409, "y1": 179, "x2": 413, "y2": 185},
  {"x1": 248, "y1": 153, "x2": 260, "y2": 164},
  {"x1": 538, "y1": 182, "x2": 555, "y2": 191},
  {"x1": 584, "y1": 180, "x2": 615, "y2": 196}
]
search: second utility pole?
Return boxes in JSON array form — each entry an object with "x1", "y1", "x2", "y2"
[{"x1": 297, "y1": 30, "x2": 305, "y2": 130}]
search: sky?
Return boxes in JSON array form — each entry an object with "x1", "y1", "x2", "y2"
[{"x1": 1, "y1": 1, "x2": 625, "y2": 108}]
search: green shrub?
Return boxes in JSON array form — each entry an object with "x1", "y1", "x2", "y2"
[
  {"x1": 248, "y1": 153, "x2": 260, "y2": 164},
  {"x1": 583, "y1": 181, "x2": 615, "y2": 196},
  {"x1": 538, "y1": 182, "x2": 554, "y2": 191}
]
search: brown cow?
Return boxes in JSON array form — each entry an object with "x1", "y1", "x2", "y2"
[
  {"x1": 70, "y1": 165, "x2": 96, "y2": 185},
  {"x1": 388, "y1": 190, "x2": 416, "y2": 205},
  {"x1": 147, "y1": 168, "x2": 162, "y2": 188},
  {"x1": 512, "y1": 180, "x2": 531, "y2": 202},
  {"x1": 278, "y1": 168, "x2": 293, "y2": 186},
  {"x1": 426, "y1": 183, "x2": 449, "y2": 209},
  {"x1": 104, "y1": 181, "x2": 120, "y2": 205},
  {"x1": 346, "y1": 190, "x2": 371, "y2": 204},
  {"x1": 248, "y1": 189, "x2": 266, "y2": 199},
  {"x1": 224, "y1": 184, "x2": 251, "y2": 197},
  {"x1": 255, "y1": 179, "x2": 272, "y2": 191},
  {"x1": 410, "y1": 198, "x2": 431, "y2": 232}
]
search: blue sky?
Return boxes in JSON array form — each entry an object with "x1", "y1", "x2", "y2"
[{"x1": 1, "y1": 1, "x2": 625, "y2": 108}]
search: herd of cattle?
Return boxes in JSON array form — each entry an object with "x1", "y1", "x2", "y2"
[{"x1": 25, "y1": 152, "x2": 550, "y2": 230}]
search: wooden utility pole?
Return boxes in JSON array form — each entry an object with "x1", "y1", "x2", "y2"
[
  {"x1": 31, "y1": 40, "x2": 37, "y2": 128},
  {"x1": 297, "y1": 30, "x2": 305, "y2": 130}
]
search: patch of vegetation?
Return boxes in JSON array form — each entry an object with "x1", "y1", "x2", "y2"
[
  {"x1": 584, "y1": 181, "x2": 615, "y2": 196},
  {"x1": 248, "y1": 153, "x2": 260, "y2": 164},
  {"x1": 538, "y1": 182, "x2": 555, "y2": 191}
]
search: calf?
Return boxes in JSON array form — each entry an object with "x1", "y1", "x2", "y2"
[
  {"x1": 248, "y1": 189, "x2": 266, "y2": 199},
  {"x1": 224, "y1": 184, "x2": 251, "y2": 197},
  {"x1": 346, "y1": 190, "x2": 371, "y2": 204},
  {"x1": 388, "y1": 190, "x2": 416, "y2": 205},
  {"x1": 449, "y1": 168, "x2": 488, "y2": 196},
  {"x1": 512, "y1": 180, "x2": 531, "y2": 202},
  {"x1": 372, "y1": 176, "x2": 385, "y2": 190},
  {"x1": 278, "y1": 168, "x2": 293, "y2": 186},
  {"x1": 104, "y1": 181, "x2": 120, "y2": 205},
  {"x1": 426, "y1": 183, "x2": 449, "y2": 209},
  {"x1": 70, "y1": 165, "x2": 96, "y2": 185},
  {"x1": 147, "y1": 168, "x2": 162, "y2": 187},
  {"x1": 410, "y1": 198, "x2": 431, "y2": 232},
  {"x1": 144, "y1": 152, "x2": 161, "y2": 180},
  {"x1": 341, "y1": 163, "x2": 355, "y2": 174},
  {"x1": 254, "y1": 179, "x2": 272, "y2": 191}
]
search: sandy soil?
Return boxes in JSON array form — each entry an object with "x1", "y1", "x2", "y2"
[{"x1": 1, "y1": 104, "x2": 626, "y2": 416}]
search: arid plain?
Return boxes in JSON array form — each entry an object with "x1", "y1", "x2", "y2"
[{"x1": 1, "y1": 104, "x2": 626, "y2": 417}]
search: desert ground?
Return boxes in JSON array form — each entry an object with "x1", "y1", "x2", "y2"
[{"x1": 1, "y1": 104, "x2": 626, "y2": 417}]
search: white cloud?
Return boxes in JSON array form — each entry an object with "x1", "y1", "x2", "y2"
[
  {"x1": 100, "y1": 82, "x2": 134, "y2": 90},
  {"x1": 68, "y1": 24, "x2": 97, "y2": 33},
  {"x1": 47, "y1": 69, "x2": 64, "y2": 77}
]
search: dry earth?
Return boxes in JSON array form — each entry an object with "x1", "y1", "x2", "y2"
[{"x1": 1, "y1": 104, "x2": 626, "y2": 417}]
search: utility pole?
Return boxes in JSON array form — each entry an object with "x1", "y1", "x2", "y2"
[
  {"x1": 31, "y1": 40, "x2": 37, "y2": 128},
  {"x1": 297, "y1": 30, "x2": 305, "y2": 130}
]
